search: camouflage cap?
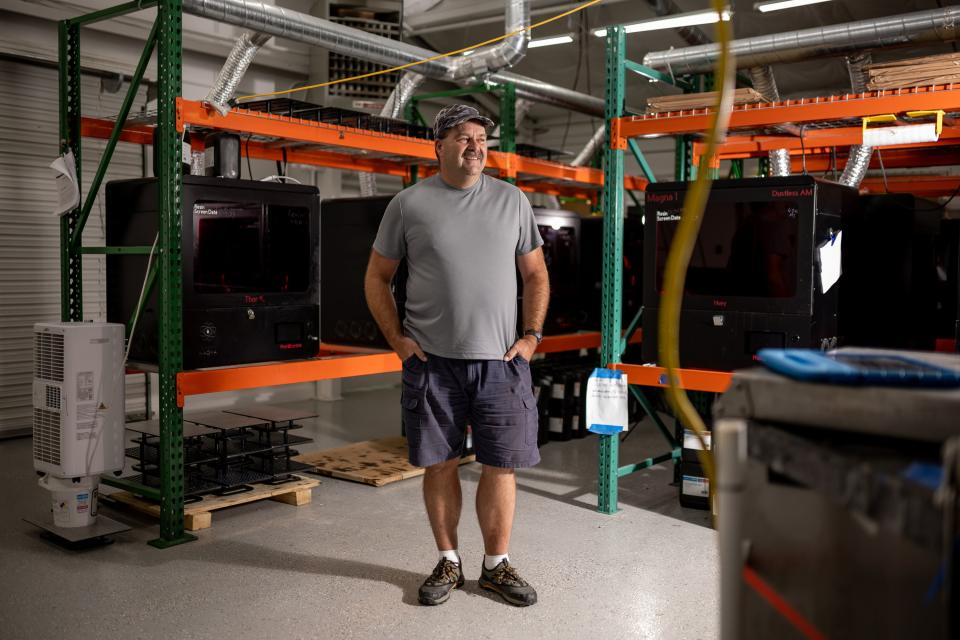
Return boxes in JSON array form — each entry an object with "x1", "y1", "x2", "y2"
[{"x1": 433, "y1": 104, "x2": 495, "y2": 139}]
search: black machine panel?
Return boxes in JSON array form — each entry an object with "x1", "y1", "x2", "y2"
[
  {"x1": 319, "y1": 196, "x2": 406, "y2": 349},
  {"x1": 642, "y1": 176, "x2": 856, "y2": 370},
  {"x1": 841, "y1": 194, "x2": 942, "y2": 350},
  {"x1": 106, "y1": 176, "x2": 320, "y2": 370}
]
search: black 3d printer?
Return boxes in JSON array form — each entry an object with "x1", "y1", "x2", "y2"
[
  {"x1": 642, "y1": 176, "x2": 858, "y2": 371},
  {"x1": 107, "y1": 149, "x2": 320, "y2": 370}
]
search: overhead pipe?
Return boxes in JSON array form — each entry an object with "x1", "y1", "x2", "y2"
[
  {"x1": 359, "y1": 0, "x2": 528, "y2": 197},
  {"x1": 205, "y1": 31, "x2": 272, "y2": 115},
  {"x1": 642, "y1": 7, "x2": 960, "y2": 75},
  {"x1": 571, "y1": 124, "x2": 606, "y2": 167},
  {"x1": 181, "y1": 0, "x2": 605, "y2": 116},
  {"x1": 838, "y1": 53, "x2": 875, "y2": 189}
]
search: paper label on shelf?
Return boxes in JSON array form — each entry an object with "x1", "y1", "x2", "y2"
[
  {"x1": 818, "y1": 230, "x2": 842, "y2": 293},
  {"x1": 682, "y1": 475, "x2": 709, "y2": 497},
  {"x1": 683, "y1": 429, "x2": 712, "y2": 451},
  {"x1": 50, "y1": 150, "x2": 81, "y2": 216},
  {"x1": 585, "y1": 368, "x2": 629, "y2": 435}
]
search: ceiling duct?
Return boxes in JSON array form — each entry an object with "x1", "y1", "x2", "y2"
[
  {"x1": 181, "y1": 0, "x2": 604, "y2": 117},
  {"x1": 749, "y1": 66, "x2": 793, "y2": 176},
  {"x1": 572, "y1": 125, "x2": 606, "y2": 167},
  {"x1": 205, "y1": 31, "x2": 272, "y2": 116},
  {"x1": 838, "y1": 53, "x2": 875, "y2": 189},
  {"x1": 359, "y1": 72, "x2": 427, "y2": 196},
  {"x1": 646, "y1": 0, "x2": 711, "y2": 47},
  {"x1": 359, "y1": 0, "x2": 529, "y2": 196},
  {"x1": 642, "y1": 7, "x2": 960, "y2": 75}
]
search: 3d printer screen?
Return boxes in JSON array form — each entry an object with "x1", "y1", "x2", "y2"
[
  {"x1": 655, "y1": 200, "x2": 799, "y2": 298},
  {"x1": 194, "y1": 202, "x2": 262, "y2": 293},
  {"x1": 193, "y1": 201, "x2": 311, "y2": 294}
]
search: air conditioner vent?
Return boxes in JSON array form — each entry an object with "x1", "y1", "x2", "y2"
[
  {"x1": 45, "y1": 385, "x2": 61, "y2": 410},
  {"x1": 34, "y1": 333, "x2": 64, "y2": 382},
  {"x1": 33, "y1": 408, "x2": 61, "y2": 465}
]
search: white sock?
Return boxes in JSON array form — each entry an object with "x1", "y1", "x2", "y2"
[
  {"x1": 439, "y1": 549, "x2": 460, "y2": 565},
  {"x1": 484, "y1": 553, "x2": 509, "y2": 570}
]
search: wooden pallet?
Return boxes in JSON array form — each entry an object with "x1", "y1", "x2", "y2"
[
  {"x1": 103, "y1": 475, "x2": 319, "y2": 531},
  {"x1": 293, "y1": 436, "x2": 475, "y2": 487}
]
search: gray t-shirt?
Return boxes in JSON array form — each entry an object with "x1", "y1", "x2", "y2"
[{"x1": 373, "y1": 173, "x2": 543, "y2": 360}]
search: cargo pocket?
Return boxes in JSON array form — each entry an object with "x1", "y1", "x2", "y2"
[{"x1": 522, "y1": 394, "x2": 539, "y2": 446}]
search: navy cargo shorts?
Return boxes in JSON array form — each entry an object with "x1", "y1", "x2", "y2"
[{"x1": 401, "y1": 353, "x2": 540, "y2": 469}]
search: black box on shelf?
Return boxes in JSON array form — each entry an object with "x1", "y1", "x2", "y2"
[
  {"x1": 642, "y1": 176, "x2": 856, "y2": 370},
  {"x1": 106, "y1": 176, "x2": 320, "y2": 370}
]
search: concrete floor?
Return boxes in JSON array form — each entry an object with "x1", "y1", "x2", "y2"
[{"x1": 0, "y1": 385, "x2": 717, "y2": 640}]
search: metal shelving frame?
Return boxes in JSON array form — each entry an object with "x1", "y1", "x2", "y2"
[
  {"x1": 598, "y1": 25, "x2": 960, "y2": 514},
  {"x1": 61, "y1": 3, "x2": 650, "y2": 546}
]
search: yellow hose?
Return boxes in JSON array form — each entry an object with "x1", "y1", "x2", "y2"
[{"x1": 657, "y1": 1, "x2": 736, "y2": 488}]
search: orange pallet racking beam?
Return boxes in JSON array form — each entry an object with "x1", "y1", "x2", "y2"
[
  {"x1": 611, "y1": 363, "x2": 732, "y2": 394},
  {"x1": 176, "y1": 352, "x2": 403, "y2": 406},
  {"x1": 619, "y1": 85, "x2": 960, "y2": 138},
  {"x1": 701, "y1": 126, "x2": 960, "y2": 159},
  {"x1": 83, "y1": 102, "x2": 646, "y2": 192},
  {"x1": 860, "y1": 175, "x2": 960, "y2": 197}
]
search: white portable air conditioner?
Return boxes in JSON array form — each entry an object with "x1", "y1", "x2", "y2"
[{"x1": 32, "y1": 322, "x2": 125, "y2": 478}]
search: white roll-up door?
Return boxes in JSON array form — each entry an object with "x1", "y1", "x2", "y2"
[{"x1": 0, "y1": 57, "x2": 149, "y2": 437}]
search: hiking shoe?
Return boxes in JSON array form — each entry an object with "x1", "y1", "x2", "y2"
[
  {"x1": 478, "y1": 559, "x2": 537, "y2": 606},
  {"x1": 418, "y1": 559, "x2": 465, "y2": 605}
]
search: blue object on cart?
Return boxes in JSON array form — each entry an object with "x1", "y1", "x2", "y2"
[{"x1": 757, "y1": 349, "x2": 960, "y2": 388}]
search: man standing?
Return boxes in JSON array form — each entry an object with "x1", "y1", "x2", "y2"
[{"x1": 364, "y1": 104, "x2": 549, "y2": 607}]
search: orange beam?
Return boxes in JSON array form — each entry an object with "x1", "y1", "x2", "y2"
[
  {"x1": 178, "y1": 98, "x2": 439, "y2": 161},
  {"x1": 612, "y1": 363, "x2": 732, "y2": 394},
  {"x1": 81, "y1": 116, "x2": 153, "y2": 145},
  {"x1": 784, "y1": 147, "x2": 960, "y2": 173},
  {"x1": 622, "y1": 85, "x2": 960, "y2": 138},
  {"x1": 242, "y1": 140, "x2": 411, "y2": 177},
  {"x1": 712, "y1": 125, "x2": 960, "y2": 157},
  {"x1": 860, "y1": 175, "x2": 960, "y2": 197},
  {"x1": 176, "y1": 352, "x2": 402, "y2": 406}
]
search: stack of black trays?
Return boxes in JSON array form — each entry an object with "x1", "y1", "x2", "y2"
[
  {"x1": 125, "y1": 405, "x2": 315, "y2": 499},
  {"x1": 241, "y1": 98, "x2": 434, "y2": 140},
  {"x1": 529, "y1": 354, "x2": 599, "y2": 444}
]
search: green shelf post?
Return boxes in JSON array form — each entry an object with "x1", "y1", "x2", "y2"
[
  {"x1": 59, "y1": 19, "x2": 83, "y2": 322},
  {"x1": 149, "y1": 0, "x2": 195, "y2": 549},
  {"x1": 598, "y1": 26, "x2": 626, "y2": 515},
  {"x1": 499, "y1": 82, "x2": 516, "y2": 184}
]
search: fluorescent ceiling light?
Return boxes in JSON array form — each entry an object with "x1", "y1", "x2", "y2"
[
  {"x1": 594, "y1": 9, "x2": 731, "y2": 38},
  {"x1": 755, "y1": 0, "x2": 831, "y2": 12},
  {"x1": 528, "y1": 34, "x2": 574, "y2": 48}
]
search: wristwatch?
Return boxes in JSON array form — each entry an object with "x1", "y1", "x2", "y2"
[{"x1": 523, "y1": 328, "x2": 543, "y2": 344}]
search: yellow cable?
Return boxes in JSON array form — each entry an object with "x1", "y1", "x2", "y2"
[
  {"x1": 236, "y1": 0, "x2": 606, "y2": 102},
  {"x1": 657, "y1": 2, "x2": 735, "y2": 490}
]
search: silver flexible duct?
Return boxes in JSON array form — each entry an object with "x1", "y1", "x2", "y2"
[
  {"x1": 768, "y1": 148, "x2": 792, "y2": 177},
  {"x1": 749, "y1": 66, "x2": 792, "y2": 175},
  {"x1": 643, "y1": 7, "x2": 960, "y2": 75},
  {"x1": 181, "y1": 0, "x2": 604, "y2": 116},
  {"x1": 748, "y1": 66, "x2": 780, "y2": 102},
  {"x1": 845, "y1": 52, "x2": 873, "y2": 93},
  {"x1": 359, "y1": 72, "x2": 427, "y2": 196},
  {"x1": 205, "y1": 31, "x2": 272, "y2": 115},
  {"x1": 839, "y1": 53, "x2": 875, "y2": 188},
  {"x1": 838, "y1": 144, "x2": 874, "y2": 188},
  {"x1": 572, "y1": 125, "x2": 606, "y2": 167}
]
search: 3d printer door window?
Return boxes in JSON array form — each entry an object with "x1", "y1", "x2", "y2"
[{"x1": 656, "y1": 200, "x2": 799, "y2": 298}]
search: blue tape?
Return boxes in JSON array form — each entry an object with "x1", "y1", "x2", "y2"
[
  {"x1": 590, "y1": 368, "x2": 622, "y2": 380},
  {"x1": 588, "y1": 424, "x2": 623, "y2": 435}
]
